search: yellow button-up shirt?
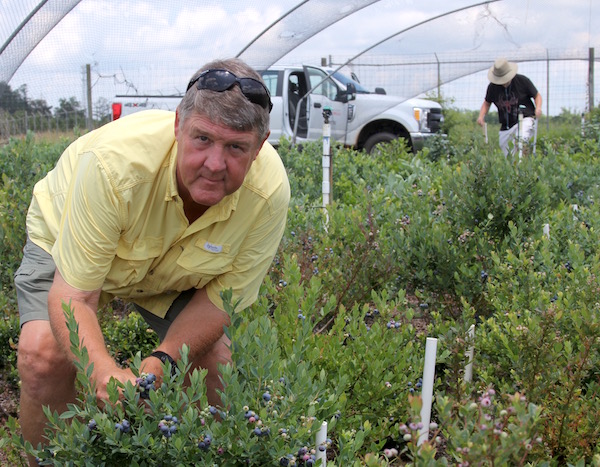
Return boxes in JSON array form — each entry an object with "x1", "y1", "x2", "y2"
[{"x1": 26, "y1": 110, "x2": 290, "y2": 317}]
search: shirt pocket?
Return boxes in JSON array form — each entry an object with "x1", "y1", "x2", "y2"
[
  {"x1": 111, "y1": 237, "x2": 164, "y2": 286},
  {"x1": 177, "y1": 238, "x2": 234, "y2": 276}
]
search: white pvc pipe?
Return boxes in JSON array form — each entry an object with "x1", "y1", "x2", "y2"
[
  {"x1": 322, "y1": 122, "x2": 331, "y2": 208},
  {"x1": 543, "y1": 223, "x2": 550, "y2": 240},
  {"x1": 418, "y1": 337, "x2": 438, "y2": 446},
  {"x1": 315, "y1": 421, "x2": 328, "y2": 465},
  {"x1": 464, "y1": 324, "x2": 475, "y2": 383},
  {"x1": 518, "y1": 111, "x2": 523, "y2": 161},
  {"x1": 484, "y1": 122, "x2": 488, "y2": 144}
]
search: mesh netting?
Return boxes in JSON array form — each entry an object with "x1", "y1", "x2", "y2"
[
  {"x1": 1, "y1": 0, "x2": 598, "y2": 118},
  {"x1": 1, "y1": 0, "x2": 83, "y2": 83},
  {"x1": 236, "y1": 0, "x2": 381, "y2": 68}
]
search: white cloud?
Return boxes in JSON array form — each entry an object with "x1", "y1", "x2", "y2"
[{"x1": 4, "y1": 0, "x2": 600, "y2": 112}]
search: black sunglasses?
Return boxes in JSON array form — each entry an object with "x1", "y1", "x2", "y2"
[{"x1": 186, "y1": 69, "x2": 273, "y2": 112}]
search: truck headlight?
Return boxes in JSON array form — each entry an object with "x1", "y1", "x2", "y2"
[{"x1": 413, "y1": 107, "x2": 430, "y2": 132}]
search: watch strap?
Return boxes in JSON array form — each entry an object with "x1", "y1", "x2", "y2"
[{"x1": 150, "y1": 350, "x2": 177, "y2": 377}]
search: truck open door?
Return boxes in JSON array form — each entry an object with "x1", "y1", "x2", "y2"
[{"x1": 302, "y1": 66, "x2": 349, "y2": 144}]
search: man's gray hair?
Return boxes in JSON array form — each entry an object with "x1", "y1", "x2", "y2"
[{"x1": 178, "y1": 58, "x2": 270, "y2": 142}]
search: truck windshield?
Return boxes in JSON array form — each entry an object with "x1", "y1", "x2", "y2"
[{"x1": 331, "y1": 71, "x2": 371, "y2": 94}]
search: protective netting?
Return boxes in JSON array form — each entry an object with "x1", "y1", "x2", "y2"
[
  {"x1": 236, "y1": 0, "x2": 381, "y2": 68},
  {"x1": 1, "y1": 0, "x2": 598, "y2": 122},
  {"x1": 1, "y1": 0, "x2": 83, "y2": 83}
]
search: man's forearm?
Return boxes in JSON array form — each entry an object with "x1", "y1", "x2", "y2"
[
  {"x1": 157, "y1": 288, "x2": 230, "y2": 364},
  {"x1": 47, "y1": 271, "x2": 120, "y2": 384}
]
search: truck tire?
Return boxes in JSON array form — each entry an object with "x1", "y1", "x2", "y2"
[{"x1": 363, "y1": 132, "x2": 408, "y2": 154}]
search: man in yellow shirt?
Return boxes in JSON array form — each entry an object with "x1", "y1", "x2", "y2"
[{"x1": 14, "y1": 58, "x2": 290, "y2": 463}]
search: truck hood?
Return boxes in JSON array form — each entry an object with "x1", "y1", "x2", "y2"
[
  {"x1": 354, "y1": 93, "x2": 441, "y2": 109},
  {"x1": 348, "y1": 93, "x2": 441, "y2": 128}
]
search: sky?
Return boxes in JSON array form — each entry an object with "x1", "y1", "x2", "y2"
[{"x1": 1, "y1": 0, "x2": 598, "y2": 114}]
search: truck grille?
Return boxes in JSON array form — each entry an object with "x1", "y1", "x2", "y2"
[{"x1": 427, "y1": 108, "x2": 444, "y2": 133}]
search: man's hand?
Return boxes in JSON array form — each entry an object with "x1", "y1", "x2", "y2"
[
  {"x1": 92, "y1": 365, "x2": 138, "y2": 407},
  {"x1": 477, "y1": 100, "x2": 491, "y2": 127}
]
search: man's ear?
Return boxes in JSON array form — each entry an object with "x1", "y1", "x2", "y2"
[{"x1": 253, "y1": 131, "x2": 270, "y2": 161}]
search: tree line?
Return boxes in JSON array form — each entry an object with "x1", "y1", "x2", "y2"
[{"x1": 0, "y1": 82, "x2": 112, "y2": 137}]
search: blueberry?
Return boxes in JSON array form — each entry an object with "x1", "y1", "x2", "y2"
[
  {"x1": 198, "y1": 433, "x2": 212, "y2": 451},
  {"x1": 263, "y1": 392, "x2": 272, "y2": 402}
]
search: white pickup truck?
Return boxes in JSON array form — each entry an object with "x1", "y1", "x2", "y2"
[
  {"x1": 112, "y1": 65, "x2": 443, "y2": 153},
  {"x1": 259, "y1": 65, "x2": 444, "y2": 153}
]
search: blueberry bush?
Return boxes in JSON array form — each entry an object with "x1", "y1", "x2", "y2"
[{"x1": 1, "y1": 110, "x2": 600, "y2": 465}]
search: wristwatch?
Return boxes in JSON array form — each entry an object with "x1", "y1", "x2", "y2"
[{"x1": 150, "y1": 350, "x2": 177, "y2": 377}]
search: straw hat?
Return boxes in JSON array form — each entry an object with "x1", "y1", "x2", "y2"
[{"x1": 488, "y1": 57, "x2": 518, "y2": 85}]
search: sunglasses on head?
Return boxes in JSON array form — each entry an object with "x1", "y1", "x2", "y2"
[{"x1": 186, "y1": 69, "x2": 273, "y2": 112}]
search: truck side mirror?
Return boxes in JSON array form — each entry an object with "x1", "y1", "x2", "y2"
[
  {"x1": 344, "y1": 83, "x2": 357, "y2": 102},
  {"x1": 375, "y1": 87, "x2": 386, "y2": 95}
]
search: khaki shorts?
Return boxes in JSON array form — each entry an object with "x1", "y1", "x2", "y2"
[{"x1": 14, "y1": 238, "x2": 192, "y2": 341}]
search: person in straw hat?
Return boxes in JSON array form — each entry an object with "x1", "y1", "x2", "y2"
[{"x1": 477, "y1": 57, "x2": 542, "y2": 155}]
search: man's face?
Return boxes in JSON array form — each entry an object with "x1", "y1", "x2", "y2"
[{"x1": 174, "y1": 111, "x2": 266, "y2": 209}]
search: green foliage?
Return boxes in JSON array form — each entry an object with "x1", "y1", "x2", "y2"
[
  {"x1": 0, "y1": 312, "x2": 19, "y2": 385},
  {"x1": 3, "y1": 111, "x2": 600, "y2": 464},
  {"x1": 101, "y1": 307, "x2": 160, "y2": 367},
  {"x1": 0, "y1": 134, "x2": 67, "y2": 310}
]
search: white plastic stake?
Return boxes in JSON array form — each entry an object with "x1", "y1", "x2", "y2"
[
  {"x1": 315, "y1": 421, "x2": 328, "y2": 465},
  {"x1": 484, "y1": 122, "x2": 488, "y2": 144},
  {"x1": 418, "y1": 337, "x2": 438, "y2": 446},
  {"x1": 322, "y1": 116, "x2": 331, "y2": 208},
  {"x1": 464, "y1": 324, "x2": 475, "y2": 383},
  {"x1": 543, "y1": 223, "x2": 550, "y2": 240},
  {"x1": 518, "y1": 111, "x2": 523, "y2": 161}
]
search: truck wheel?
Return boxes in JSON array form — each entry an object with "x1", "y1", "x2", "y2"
[{"x1": 363, "y1": 132, "x2": 407, "y2": 154}]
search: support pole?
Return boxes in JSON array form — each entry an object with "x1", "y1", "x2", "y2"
[
  {"x1": 464, "y1": 325, "x2": 475, "y2": 383},
  {"x1": 315, "y1": 421, "x2": 328, "y2": 466},
  {"x1": 418, "y1": 337, "x2": 438, "y2": 446},
  {"x1": 322, "y1": 106, "x2": 332, "y2": 208},
  {"x1": 86, "y1": 64, "x2": 93, "y2": 131},
  {"x1": 517, "y1": 106, "x2": 524, "y2": 161},
  {"x1": 589, "y1": 47, "x2": 595, "y2": 113}
]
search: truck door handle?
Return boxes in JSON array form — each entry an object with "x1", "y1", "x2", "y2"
[{"x1": 314, "y1": 103, "x2": 322, "y2": 108}]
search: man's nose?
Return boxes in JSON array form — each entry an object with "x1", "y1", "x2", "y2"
[{"x1": 204, "y1": 146, "x2": 227, "y2": 171}]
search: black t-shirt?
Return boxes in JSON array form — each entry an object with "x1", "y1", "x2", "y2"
[{"x1": 485, "y1": 74, "x2": 538, "y2": 130}]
